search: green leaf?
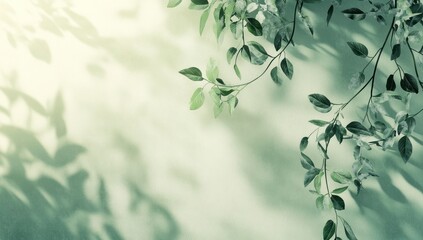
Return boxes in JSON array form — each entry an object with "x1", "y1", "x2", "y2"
[
  {"x1": 304, "y1": 168, "x2": 320, "y2": 187},
  {"x1": 246, "y1": 18, "x2": 263, "y2": 36},
  {"x1": 209, "y1": 87, "x2": 221, "y2": 105},
  {"x1": 281, "y1": 58, "x2": 293, "y2": 80},
  {"x1": 213, "y1": 103, "x2": 224, "y2": 118},
  {"x1": 308, "y1": 94, "x2": 332, "y2": 113},
  {"x1": 386, "y1": 74, "x2": 396, "y2": 91},
  {"x1": 331, "y1": 171, "x2": 352, "y2": 184},
  {"x1": 316, "y1": 195, "x2": 324, "y2": 209},
  {"x1": 391, "y1": 44, "x2": 401, "y2": 60},
  {"x1": 191, "y1": 0, "x2": 208, "y2": 5},
  {"x1": 331, "y1": 195, "x2": 345, "y2": 210},
  {"x1": 234, "y1": 64, "x2": 241, "y2": 79},
  {"x1": 347, "y1": 42, "x2": 368, "y2": 57},
  {"x1": 314, "y1": 171, "x2": 323, "y2": 193},
  {"x1": 339, "y1": 217, "x2": 358, "y2": 240},
  {"x1": 332, "y1": 186, "x2": 349, "y2": 194},
  {"x1": 249, "y1": 41, "x2": 267, "y2": 55},
  {"x1": 206, "y1": 59, "x2": 219, "y2": 83},
  {"x1": 398, "y1": 136, "x2": 412, "y2": 163},
  {"x1": 342, "y1": 8, "x2": 366, "y2": 21},
  {"x1": 179, "y1": 67, "x2": 203, "y2": 81},
  {"x1": 167, "y1": 0, "x2": 182, "y2": 8},
  {"x1": 50, "y1": 91, "x2": 67, "y2": 138},
  {"x1": 323, "y1": 220, "x2": 336, "y2": 240},
  {"x1": 346, "y1": 121, "x2": 372, "y2": 136},
  {"x1": 0, "y1": 125, "x2": 51, "y2": 163},
  {"x1": 270, "y1": 67, "x2": 283, "y2": 86},
  {"x1": 300, "y1": 153, "x2": 315, "y2": 170},
  {"x1": 241, "y1": 45, "x2": 251, "y2": 62},
  {"x1": 199, "y1": 8, "x2": 211, "y2": 35},
  {"x1": 227, "y1": 95, "x2": 239, "y2": 115},
  {"x1": 300, "y1": 137, "x2": 308, "y2": 152},
  {"x1": 189, "y1": 88, "x2": 205, "y2": 110},
  {"x1": 53, "y1": 143, "x2": 86, "y2": 167},
  {"x1": 227, "y1": 47, "x2": 237, "y2": 64},
  {"x1": 309, "y1": 119, "x2": 329, "y2": 127},
  {"x1": 274, "y1": 30, "x2": 283, "y2": 51},
  {"x1": 327, "y1": 5, "x2": 334, "y2": 25},
  {"x1": 400, "y1": 73, "x2": 419, "y2": 93}
]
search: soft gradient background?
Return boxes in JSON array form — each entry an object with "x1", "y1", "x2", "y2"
[{"x1": 1, "y1": 0, "x2": 423, "y2": 239}]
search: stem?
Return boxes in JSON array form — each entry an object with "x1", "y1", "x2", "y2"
[
  {"x1": 410, "y1": 108, "x2": 423, "y2": 118},
  {"x1": 322, "y1": 141, "x2": 339, "y2": 238}
]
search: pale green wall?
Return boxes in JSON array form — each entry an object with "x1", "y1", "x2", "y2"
[{"x1": 1, "y1": 0, "x2": 422, "y2": 239}]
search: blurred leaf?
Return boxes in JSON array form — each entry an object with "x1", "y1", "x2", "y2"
[
  {"x1": 50, "y1": 92, "x2": 67, "y2": 138},
  {"x1": 199, "y1": 8, "x2": 211, "y2": 35},
  {"x1": 342, "y1": 8, "x2": 366, "y2": 21},
  {"x1": 327, "y1": 5, "x2": 334, "y2": 25},
  {"x1": 28, "y1": 39, "x2": 51, "y2": 63},
  {"x1": 53, "y1": 143, "x2": 86, "y2": 167},
  {"x1": 167, "y1": 0, "x2": 182, "y2": 8},
  {"x1": 99, "y1": 178, "x2": 110, "y2": 214},
  {"x1": 103, "y1": 223, "x2": 124, "y2": 240},
  {"x1": 0, "y1": 126, "x2": 51, "y2": 163},
  {"x1": 331, "y1": 171, "x2": 352, "y2": 184}
]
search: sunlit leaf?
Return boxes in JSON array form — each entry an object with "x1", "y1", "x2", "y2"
[{"x1": 190, "y1": 88, "x2": 205, "y2": 110}]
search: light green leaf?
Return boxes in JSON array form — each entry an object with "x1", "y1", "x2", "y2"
[
  {"x1": 190, "y1": 88, "x2": 205, "y2": 110},
  {"x1": 191, "y1": 0, "x2": 208, "y2": 5},
  {"x1": 213, "y1": 103, "x2": 224, "y2": 118},
  {"x1": 347, "y1": 41, "x2": 368, "y2": 57},
  {"x1": 281, "y1": 58, "x2": 293, "y2": 80},
  {"x1": 270, "y1": 66, "x2": 283, "y2": 85},
  {"x1": 234, "y1": 64, "x2": 241, "y2": 79},
  {"x1": 167, "y1": 0, "x2": 182, "y2": 8},
  {"x1": 309, "y1": 119, "x2": 330, "y2": 127},
  {"x1": 332, "y1": 186, "x2": 349, "y2": 194},
  {"x1": 199, "y1": 8, "x2": 211, "y2": 35},
  {"x1": 331, "y1": 171, "x2": 352, "y2": 184},
  {"x1": 227, "y1": 95, "x2": 239, "y2": 115},
  {"x1": 206, "y1": 59, "x2": 219, "y2": 83},
  {"x1": 179, "y1": 67, "x2": 203, "y2": 81}
]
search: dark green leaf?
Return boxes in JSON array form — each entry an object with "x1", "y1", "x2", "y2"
[
  {"x1": 300, "y1": 153, "x2": 315, "y2": 170},
  {"x1": 309, "y1": 119, "x2": 329, "y2": 127},
  {"x1": 281, "y1": 58, "x2": 293, "y2": 80},
  {"x1": 323, "y1": 220, "x2": 336, "y2": 240},
  {"x1": 331, "y1": 195, "x2": 345, "y2": 210},
  {"x1": 304, "y1": 168, "x2": 320, "y2": 187},
  {"x1": 227, "y1": 47, "x2": 237, "y2": 64},
  {"x1": 386, "y1": 74, "x2": 396, "y2": 91},
  {"x1": 246, "y1": 18, "x2": 263, "y2": 36},
  {"x1": 274, "y1": 30, "x2": 283, "y2": 51},
  {"x1": 308, "y1": 94, "x2": 332, "y2": 113},
  {"x1": 179, "y1": 67, "x2": 203, "y2": 81},
  {"x1": 400, "y1": 73, "x2": 419, "y2": 93},
  {"x1": 331, "y1": 171, "x2": 352, "y2": 184},
  {"x1": 342, "y1": 8, "x2": 366, "y2": 21},
  {"x1": 347, "y1": 42, "x2": 368, "y2": 57},
  {"x1": 167, "y1": 0, "x2": 182, "y2": 8},
  {"x1": 190, "y1": 88, "x2": 205, "y2": 110},
  {"x1": 300, "y1": 137, "x2": 308, "y2": 152},
  {"x1": 346, "y1": 121, "x2": 372, "y2": 135},
  {"x1": 391, "y1": 44, "x2": 401, "y2": 60},
  {"x1": 339, "y1": 217, "x2": 358, "y2": 240},
  {"x1": 398, "y1": 136, "x2": 412, "y2": 163},
  {"x1": 327, "y1": 5, "x2": 334, "y2": 25},
  {"x1": 270, "y1": 67, "x2": 283, "y2": 86},
  {"x1": 191, "y1": 0, "x2": 209, "y2": 5},
  {"x1": 242, "y1": 45, "x2": 252, "y2": 62},
  {"x1": 376, "y1": 15, "x2": 386, "y2": 25},
  {"x1": 0, "y1": 125, "x2": 51, "y2": 163}
]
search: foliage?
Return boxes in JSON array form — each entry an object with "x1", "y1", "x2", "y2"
[{"x1": 170, "y1": 0, "x2": 423, "y2": 238}]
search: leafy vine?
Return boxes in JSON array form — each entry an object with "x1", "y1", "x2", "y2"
[{"x1": 170, "y1": 0, "x2": 423, "y2": 239}]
